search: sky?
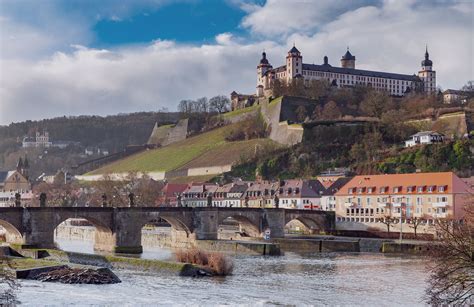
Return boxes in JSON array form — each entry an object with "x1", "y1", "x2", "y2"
[{"x1": 0, "y1": 0, "x2": 473, "y2": 125}]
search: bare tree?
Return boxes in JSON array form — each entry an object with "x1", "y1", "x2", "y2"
[
  {"x1": 195, "y1": 97, "x2": 209, "y2": 113},
  {"x1": 320, "y1": 101, "x2": 341, "y2": 119},
  {"x1": 426, "y1": 199, "x2": 474, "y2": 305},
  {"x1": 209, "y1": 95, "x2": 230, "y2": 114},
  {"x1": 360, "y1": 90, "x2": 392, "y2": 118},
  {"x1": 408, "y1": 215, "x2": 427, "y2": 238},
  {"x1": 295, "y1": 105, "x2": 307, "y2": 122},
  {"x1": 378, "y1": 216, "x2": 397, "y2": 233}
]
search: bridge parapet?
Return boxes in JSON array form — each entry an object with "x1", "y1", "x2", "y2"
[{"x1": 0, "y1": 207, "x2": 335, "y2": 253}]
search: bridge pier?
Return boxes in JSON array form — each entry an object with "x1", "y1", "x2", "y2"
[
  {"x1": 193, "y1": 210, "x2": 219, "y2": 240},
  {"x1": 0, "y1": 207, "x2": 335, "y2": 254}
]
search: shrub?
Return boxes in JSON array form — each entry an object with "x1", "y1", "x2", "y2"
[{"x1": 175, "y1": 248, "x2": 233, "y2": 276}]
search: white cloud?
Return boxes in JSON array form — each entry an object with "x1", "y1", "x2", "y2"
[
  {"x1": 0, "y1": 38, "x2": 282, "y2": 124},
  {"x1": 0, "y1": 0, "x2": 472, "y2": 125},
  {"x1": 276, "y1": 0, "x2": 473, "y2": 90},
  {"x1": 240, "y1": 0, "x2": 377, "y2": 38}
]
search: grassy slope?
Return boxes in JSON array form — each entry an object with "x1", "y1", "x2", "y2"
[{"x1": 89, "y1": 123, "x2": 279, "y2": 174}]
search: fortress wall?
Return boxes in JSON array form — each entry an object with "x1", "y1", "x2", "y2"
[
  {"x1": 163, "y1": 118, "x2": 188, "y2": 146},
  {"x1": 223, "y1": 109, "x2": 259, "y2": 124},
  {"x1": 406, "y1": 111, "x2": 469, "y2": 138},
  {"x1": 187, "y1": 165, "x2": 232, "y2": 177},
  {"x1": 261, "y1": 97, "x2": 304, "y2": 146},
  {"x1": 76, "y1": 171, "x2": 166, "y2": 181}
]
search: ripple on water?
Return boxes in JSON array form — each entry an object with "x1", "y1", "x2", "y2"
[{"x1": 18, "y1": 240, "x2": 429, "y2": 306}]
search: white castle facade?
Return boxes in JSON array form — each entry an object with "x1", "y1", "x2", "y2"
[{"x1": 256, "y1": 45, "x2": 436, "y2": 98}]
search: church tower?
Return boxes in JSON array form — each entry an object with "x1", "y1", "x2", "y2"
[
  {"x1": 418, "y1": 46, "x2": 436, "y2": 94},
  {"x1": 286, "y1": 45, "x2": 302, "y2": 83},
  {"x1": 256, "y1": 51, "x2": 272, "y2": 97}
]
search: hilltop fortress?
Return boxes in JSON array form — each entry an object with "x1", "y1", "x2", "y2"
[
  {"x1": 257, "y1": 45, "x2": 436, "y2": 96},
  {"x1": 232, "y1": 45, "x2": 436, "y2": 110}
]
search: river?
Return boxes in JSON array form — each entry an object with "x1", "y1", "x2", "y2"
[{"x1": 14, "y1": 238, "x2": 430, "y2": 306}]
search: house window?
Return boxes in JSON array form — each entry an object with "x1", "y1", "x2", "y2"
[
  {"x1": 417, "y1": 186, "x2": 424, "y2": 193},
  {"x1": 438, "y1": 185, "x2": 446, "y2": 192},
  {"x1": 428, "y1": 186, "x2": 436, "y2": 193}
]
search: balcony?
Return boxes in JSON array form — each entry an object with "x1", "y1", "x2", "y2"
[
  {"x1": 432, "y1": 212, "x2": 448, "y2": 219},
  {"x1": 432, "y1": 202, "x2": 448, "y2": 208},
  {"x1": 344, "y1": 202, "x2": 355, "y2": 208}
]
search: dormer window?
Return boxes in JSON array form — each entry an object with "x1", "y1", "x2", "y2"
[
  {"x1": 295, "y1": 188, "x2": 300, "y2": 194},
  {"x1": 348, "y1": 188, "x2": 355, "y2": 194},
  {"x1": 428, "y1": 185, "x2": 436, "y2": 193},
  {"x1": 407, "y1": 186, "x2": 415, "y2": 193},
  {"x1": 393, "y1": 186, "x2": 402, "y2": 193},
  {"x1": 357, "y1": 187, "x2": 365, "y2": 194},
  {"x1": 379, "y1": 186, "x2": 388, "y2": 194},
  {"x1": 417, "y1": 186, "x2": 425, "y2": 193},
  {"x1": 438, "y1": 185, "x2": 447, "y2": 192}
]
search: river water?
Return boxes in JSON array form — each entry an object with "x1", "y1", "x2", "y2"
[{"x1": 16, "y1": 239, "x2": 429, "y2": 306}]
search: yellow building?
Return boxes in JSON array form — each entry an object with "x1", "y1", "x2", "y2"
[{"x1": 334, "y1": 172, "x2": 472, "y2": 233}]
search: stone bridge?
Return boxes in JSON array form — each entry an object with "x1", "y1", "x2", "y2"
[{"x1": 0, "y1": 207, "x2": 335, "y2": 254}]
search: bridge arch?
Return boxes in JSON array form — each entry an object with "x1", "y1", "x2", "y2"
[
  {"x1": 53, "y1": 214, "x2": 114, "y2": 252},
  {"x1": 140, "y1": 215, "x2": 192, "y2": 237},
  {"x1": 285, "y1": 212, "x2": 329, "y2": 235},
  {"x1": 217, "y1": 213, "x2": 262, "y2": 238},
  {"x1": 0, "y1": 219, "x2": 23, "y2": 244}
]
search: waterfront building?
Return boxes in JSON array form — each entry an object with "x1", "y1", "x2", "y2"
[
  {"x1": 181, "y1": 183, "x2": 219, "y2": 207},
  {"x1": 255, "y1": 45, "x2": 434, "y2": 98},
  {"x1": 243, "y1": 181, "x2": 279, "y2": 208},
  {"x1": 404, "y1": 131, "x2": 444, "y2": 147},
  {"x1": 316, "y1": 168, "x2": 351, "y2": 189},
  {"x1": 157, "y1": 183, "x2": 189, "y2": 206},
  {"x1": 212, "y1": 182, "x2": 250, "y2": 207},
  {"x1": 278, "y1": 179, "x2": 325, "y2": 209},
  {"x1": 0, "y1": 162, "x2": 32, "y2": 207},
  {"x1": 320, "y1": 177, "x2": 352, "y2": 211},
  {"x1": 334, "y1": 172, "x2": 472, "y2": 233}
]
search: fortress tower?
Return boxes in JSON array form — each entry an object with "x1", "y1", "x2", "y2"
[
  {"x1": 418, "y1": 46, "x2": 436, "y2": 94},
  {"x1": 286, "y1": 45, "x2": 303, "y2": 82},
  {"x1": 340, "y1": 48, "x2": 356, "y2": 69}
]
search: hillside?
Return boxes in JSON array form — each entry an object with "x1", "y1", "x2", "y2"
[
  {"x1": 0, "y1": 112, "x2": 178, "y2": 178},
  {"x1": 88, "y1": 123, "x2": 279, "y2": 175}
]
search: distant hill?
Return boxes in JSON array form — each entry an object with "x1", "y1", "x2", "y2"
[{"x1": 0, "y1": 112, "x2": 179, "y2": 177}]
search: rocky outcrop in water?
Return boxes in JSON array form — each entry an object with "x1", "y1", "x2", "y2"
[{"x1": 33, "y1": 267, "x2": 121, "y2": 284}]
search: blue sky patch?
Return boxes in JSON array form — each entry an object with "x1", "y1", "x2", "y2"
[{"x1": 92, "y1": 1, "x2": 247, "y2": 47}]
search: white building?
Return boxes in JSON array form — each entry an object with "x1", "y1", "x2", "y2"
[
  {"x1": 443, "y1": 89, "x2": 470, "y2": 104},
  {"x1": 22, "y1": 131, "x2": 52, "y2": 148},
  {"x1": 278, "y1": 179, "x2": 325, "y2": 209},
  {"x1": 405, "y1": 131, "x2": 444, "y2": 147},
  {"x1": 320, "y1": 177, "x2": 353, "y2": 211},
  {"x1": 256, "y1": 46, "x2": 435, "y2": 98}
]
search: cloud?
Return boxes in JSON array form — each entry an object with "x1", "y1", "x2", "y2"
[
  {"x1": 0, "y1": 38, "x2": 282, "y2": 124},
  {"x1": 0, "y1": 0, "x2": 472, "y2": 125},
  {"x1": 240, "y1": 0, "x2": 380, "y2": 38},
  {"x1": 278, "y1": 0, "x2": 473, "y2": 89}
]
